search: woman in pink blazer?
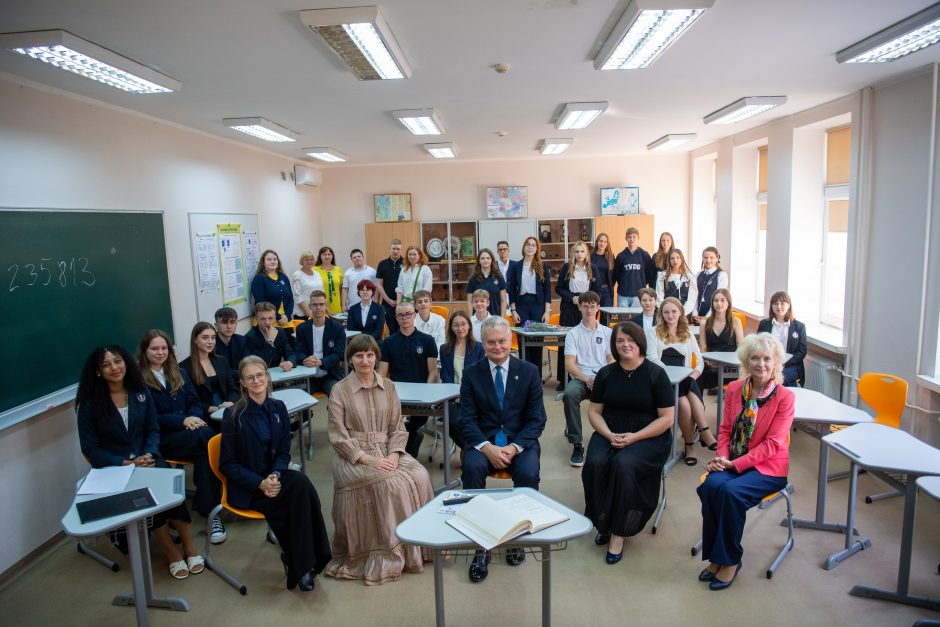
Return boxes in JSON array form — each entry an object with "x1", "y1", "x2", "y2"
[{"x1": 696, "y1": 332, "x2": 794, "y2": 591}]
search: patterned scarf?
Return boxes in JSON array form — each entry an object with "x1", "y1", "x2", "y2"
[{"x1": 729, "y1": 377, "x2": 778, "y2": 460}]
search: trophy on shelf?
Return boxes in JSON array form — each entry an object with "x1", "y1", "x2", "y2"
[{"x1": 581, "y1": 222, "x2": 590, "y2": 241}]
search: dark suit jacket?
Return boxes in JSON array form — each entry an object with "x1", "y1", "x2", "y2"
[
  {"x1": 757, "y1": 318, "x2": 807, "y2": 383},
  {"x1": 295, "y1": 317, "x2": 347, "y2": 380},
  {"x1": 439, "y1": 342, "x2": 486, "y2": 384},
  {"x1": 455, "y1": 356, "x2": 547, "y2": 450},
  {"x1": 219, "y1": 397, "x2": 292, "y2": 509},
  {"x1": 555, "y1": 262, "x2": 601, "y2": 303},
  {"x1": 628, "y1": 308, "x2": 658, "y2": 327},
  {"x1": 506, "y1": 261, "x2": 553, "y2": 306},
  {"x1": 77, "y1": 389, "x2": 162, "y2": 468},
  {"x1": 146, "y1": 369, "x2": 204, "y2": 432},
  {"x1": 245, "y1": 325, "x2": 298, "y2": 369},
  {"x1": 215, "y1": 333, "x2": 248, "y2": 375},
  {"x1": 179, "y1": 354, "x2": 239, "y2": 416},
  {"x1": 346, "y1": 301, "x2": 385, "y2": 341}
]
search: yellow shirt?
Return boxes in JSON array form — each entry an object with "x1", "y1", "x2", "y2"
[{"x1": 315, "y1": 265, "x2": 344, "y2": 314}]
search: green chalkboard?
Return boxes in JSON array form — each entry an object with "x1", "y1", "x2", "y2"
[{"x1": 0, "y1": 210, "x2": 173, "y2": 424}]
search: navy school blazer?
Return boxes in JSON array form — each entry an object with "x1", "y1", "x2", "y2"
[
  {"x1": 555, "y1": 262, "x2": 602, "y2": 303},
  {"x1": 346, "y1": 300, "x2": 385, "y2": 341},
  {"x1": 294, "y1": 317, "x2": 347, "y2": 380},
  {"x1": 756, "y1": 318, "x2": 807, "y2": 382},
  {"x1": 215, "y1": 333, "x2": 248, "y2": 376},
  {"x1": 250, "y1": 272, "x2": 294, "y2": 321},
  {"x1": 76, "y1": 389, "x2": 162, "y2": 468},
  {"x1": 179, "y1": 354, "x2": 239, "y2": 416},
  {"x1": 245, "y1": 325, "x2": 298, "y2": 369},
  {"x1": 220, "y1": 397, "x2": 292, "y2": 510},
  {"x1": 455, "y1": 356, "x2": 547, "y2": 450},
  {"x1": 506, "y1": 260, "x2": 553, "y2": 307},
  {"x1": 147, "y1": 369, "x2": 204, "y2": 433},
  {"x1": 439, "y1": 341, "x2": 486, "y2": 384}
]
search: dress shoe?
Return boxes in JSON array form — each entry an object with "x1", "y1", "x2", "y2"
[
  {"x1": 698, "y1": 567, "x2": 717, "y2": 582},
  {"x1": 709, "y1": 562, "x2": 742, "y2": 591},
  {"x1": 605, "y1": 550, "x2": 623, "y2": 565},
  {"x1": 505, "y1": 547, "x2": 525, "y2": 566},
  {"x1": 298, "y1": 571, "x2": 315, "y2": 592},
  {"x1": 469, "y1": 549, "x2": 490, "y2": 582},
  {"x1": 594, "y1": 533, "x2": 609, "y2": 546}
]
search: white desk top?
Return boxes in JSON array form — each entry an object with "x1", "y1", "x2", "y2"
[
  {"x1": 395, "y1": 382, "x2": 461, "y2": 405},
  {"x1": 345, "y1": 329, "x2": 361, "y2": 338},
  {"x1": 822, "y1": 423, "x2": 940, "y2": 475},
  {"x1": 661, "y1": 365, "x2": 693, "y2": 385},
  {"x1": 916, "y1": 475, "x2": 940, "y2": 501},
  {"x1": 511, "y1": 327, "x2": 569, "y2": 338},
  {"x1": 791, "y1": 388, "x2": 873, "y2": 426},
  {"x1": 395, "y1": 487, "x2": 592, "y2": 549},
  {"x1": 269, "y1": 365, "x2": 320, "y2": 384},
  {"x1": 62, "y1": 467, "x2": 184, "y2": 536},
  {"x1": 599, "y1": 306, "x2": 642, "y2": 315},
  {"x1": 332, "y1": 313, "x2": 348, "y2": 321},
  {"x1": 211, "y1": 388, "x2": 318, "y2": 420}
]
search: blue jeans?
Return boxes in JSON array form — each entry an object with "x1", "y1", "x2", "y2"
[{"x1": 618, "y1": 296, "x2": 640, "y2": 307}]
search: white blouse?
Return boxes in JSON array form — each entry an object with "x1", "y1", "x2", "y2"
[
  {"x1": 648, "y1": 333, "x2": 704, "y2": 375},
  {"x1": 568, "y1": 266, "x2": 589, "y2": 294},
  {"x1": 291, "y1": 269, "x2": 325, "y2": 317},
  {"x1": 656, "y1": 270, "x2": 698, "y2": 317},
  {"x1": 396, "y1": 265, "x2": 433, "y2": 300}
]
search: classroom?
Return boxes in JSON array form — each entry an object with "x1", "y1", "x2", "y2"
[{"x1": 1, "y1": 1, "x2": 940, "y2": 625}]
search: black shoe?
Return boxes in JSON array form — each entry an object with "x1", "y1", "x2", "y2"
[
  {"x1": 555, "y1": 380, "x2": 564, "y2": 391},
  {"x1": 570, "y1": 443, "x2": 585, "y2": 467},
  {"x1": 469, "y1": 549, "x2": 490, "y2": 582},
  {"x1": 298, "y1": 571, "x2": 315, "y2": 592},
  {"x1": 709, "y1": 562, "x2": 742, "y2": 591},
  {"x1": 698, "y1": 427, "x2": 718, "y2": 451},
  {"x1": 698, "y1": 567, "x2": 717, "y2": 582},
  {"x1": 708, "y1": 387, "x2": 719, "y2": 396},
  {"x1": 684, "y1": 442, "x2": 698, "y2": 466},
  {"x1": 505, "y1": 547, "x2": 525, "y2": 566},
  {"x1": 594, "y1": 532, "x2": 609, "y2": 546},
  {"x1": 281, "y1": 553, "x2": 296, "y2": 590},
  {"x1": 605, "y1": 550, "x2": 624, "y2": 564}
]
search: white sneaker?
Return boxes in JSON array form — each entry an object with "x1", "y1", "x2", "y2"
[
  {"x1": 288, "y1": 462, "x2": 302, "y2": 472},
  {"x1": 210, "y1": 516, "x2": 227, "y2": 544}
]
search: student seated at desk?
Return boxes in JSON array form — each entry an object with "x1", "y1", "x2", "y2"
[
  {"x1": 378, "y1": 301, "x2": 439, "y2": 458},
  {"x1": 214, "y1": 306, "x2": 247, "y2": 378},
  {"x1": 346, "y1": 279, "x2": 385, "y2": 341},
  {"x1": 76, "y1": 345, "x2": 204, "y2": 580},
  {"x1": 137, "y1": 330, "x2": 223, "y2": 542},
  {"x1": 413, "y1": 290, "x2": 446, "y2": 349},
  {"x1": 179, "y1": 322, "x2": 238, "y2": 421},
  {"x1": 468, "y1": 289, "x2": 493, "y2": 343},
  {"x1": 756, "y1": 291, "x2": 807, "y2": 387},
  {"x1": 220, "y1": 357, "x2": 332, "y2": 592},
  {"x1": 440, "y1": 311, "x2": 486, "y2": 448},
  {"x1": 629, "y1": 287, "x2": 659, "y2": 350},
  {"x1": 246, "y1": 302, "x2": 297, "y2": 371},
  {"x1": 698, "y1": 288, "x2": 744, "y2": 393},
  {"x1": 295, "y1": 290, "x2": 346, "y2": 396}
]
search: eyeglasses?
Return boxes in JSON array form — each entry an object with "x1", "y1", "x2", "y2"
[
  {"x1": 243, "y1": 373, "x2": 267, "y2": 383},
  {"x1": 497, "y1": 247, "x2": 509, "y2": 252},
  {"x1": 396, "y1": 312, "x2": 415, "y2": 320}
]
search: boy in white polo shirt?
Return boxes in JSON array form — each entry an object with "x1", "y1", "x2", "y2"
[{"x1": 563, "y1": 290, "x2": 614, "y2": 467}]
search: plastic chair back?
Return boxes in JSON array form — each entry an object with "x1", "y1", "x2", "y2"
[
  {"x1": 549, "y1": 313, "x2": 560, "y2": 326},
  {"x1": 431, "y1": 305, "x2": 450, "y2": 319},
  {"x1": 732, "y1": 311, "x2": 747, "y2": 331},
  {"x1": 504, "y1": 315, "x2": 519, "y2": 351},
  {"x1": 207, "y1": 434, "x2": 265, "y2": 520},
  {"x1": 857, "y1": 373, "x2": 908, "y2": 429}
]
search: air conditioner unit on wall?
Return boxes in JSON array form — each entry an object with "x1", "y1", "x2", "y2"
[{"x1": 295, "y1": 165, "x2": 322, "y2": 188}]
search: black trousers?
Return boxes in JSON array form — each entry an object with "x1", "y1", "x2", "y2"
[{"x1": 160, "y1": 425, "x2": 220, "y2": 517}]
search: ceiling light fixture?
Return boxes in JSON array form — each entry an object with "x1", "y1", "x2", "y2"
[
  {"x1": 223, "y1": 118, "x2": 297, "y2": 142},
  {"x1": 304, "y1": 147, "x2": 347, "y2": 162},
  {"x1": 424, "y1": 142, "x2": 456, "y2": 159},
  {"x1": 703, "y1": 97, "x2": 787, "y2": 125},
  {"x1": 392, "y1": 109, "x2": 445, "y2": 135},
  {"x1": 299, "y1": 6, "x2": 411, "y2": 80},
  {"x1": 647, "y1": 133, "x2": 697, "y2": 150},
  {"x1": 594, "y1": 0, "x2": 714, "y2": 70},
  {"x1": 836, "y1": 2, "x2": 940, "y2": 63},
  {"x1": 555, "y1": 102, "x2": 608, "y2": 130},
  {"x1": 537, "y1": 138, "x2": 573, "y2": 155},
  {"x1": 0, "y1": 29, "x2": 180, "y2": 93}
]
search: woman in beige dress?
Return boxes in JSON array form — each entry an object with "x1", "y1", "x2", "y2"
[{"x1": 325, "y1": 333, "x2": 434, "y2": 585}]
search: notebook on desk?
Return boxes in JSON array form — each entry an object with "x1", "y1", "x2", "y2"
[{"x1": 76, "y1": 487, "x2": 157, "y2": 524}]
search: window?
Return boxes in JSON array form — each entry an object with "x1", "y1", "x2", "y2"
[
  {"x1": 821, "y1": 126, "x2": 850, "y2": 327},
  {"x1": 691, "y1": 153, "x2": 718, "y2": 259},
  {"x1": 756, "y1": 146, "x2": 768, "y2": 303}
]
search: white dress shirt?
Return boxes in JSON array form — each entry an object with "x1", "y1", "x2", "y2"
[
  {"x1": 520, "y1": 262, "x2": 537, "y2": 295},
  {"x1": 416, "y1": 311, "x2": 447, "y2": 348},
  {"x1": 343, "y1": 265, "x2": 377, "y2": 308},
  {"x1": 472, "y1": 358, "x2": 523, "y2": 453}
]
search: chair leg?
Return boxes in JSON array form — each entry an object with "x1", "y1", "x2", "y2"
[
  {"x1": 77, "y1": 540, "x2": 120, "y2": 572},
  {"x1": 766, "y1": 485, "x2": 795, "y2": 579},
  {"x1": 203, "y1": 504, "x2": 247, "y2": 595},
  {"x1": 865, "y1": 488, "x2": 902, "y2": 504},
  {"x1": 691, "y1": 538, "x2": 702, "y2": 556}
]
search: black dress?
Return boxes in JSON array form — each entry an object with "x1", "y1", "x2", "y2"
[
  {"x1": 701, "y1": 323, "x2": 737, "y2": 389},
  {"x1": 582, "y1": 360, "x2": 674, "y2": 537}
]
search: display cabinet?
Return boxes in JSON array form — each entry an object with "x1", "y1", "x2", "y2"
[
  {"x1": 421, "y1": 220, "x2": 477, "y2": 303},
  {"x1": 536, "y1": 217, "x2": 595, "y2": 283}
]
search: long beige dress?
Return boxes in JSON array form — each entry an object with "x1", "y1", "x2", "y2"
[{"x1": 324, "y1": 372, "x2": 434, "y2": 585}]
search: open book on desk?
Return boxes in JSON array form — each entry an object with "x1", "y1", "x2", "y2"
[{"x1": 445, "y1": 493, "x2": 568, "y2": 550}]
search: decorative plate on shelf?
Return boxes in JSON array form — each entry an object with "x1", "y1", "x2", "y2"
[
  {"x1": 426, "y1": 238, "x2": 446, "y2": 260},
  {"x1": 447, "y1": 236, "x2": 462, "y2": 258}
]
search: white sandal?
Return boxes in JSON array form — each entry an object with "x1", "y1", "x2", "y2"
[
  {"x1": 169, "y1": 560, "x2": 190, "y2": 579},
  {"x1": 186, "y1": 555, "x2": 205, "y2": 575}
]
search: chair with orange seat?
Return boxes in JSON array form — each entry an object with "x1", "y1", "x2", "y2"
[
  {"x1": 732, "y1": 311, "x2": 747, "y2": 333},
  {"x1": 545, "y1": 312, "x2": 562, "y2": 379},
  {"x1": 504, "y1": 315, "x2": 519, "y2": 354},
  {"x1": 204, "y1": 434, "x2": 275, "y2": 595},
  {"x1": 858, "y1": 373, "x2": 909, "y2": 503},
  {"x1": 431, "y1": 305, "x2": 450, "y2": 319}
]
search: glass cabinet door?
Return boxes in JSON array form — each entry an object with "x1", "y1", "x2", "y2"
[
  {"x1": 448, "y1": 221, "x2": 476, "y2": 302},
  {"x1": 421, "y1": 221, "x2": 450, "y2": 303}
]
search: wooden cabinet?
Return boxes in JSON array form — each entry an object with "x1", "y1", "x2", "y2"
[
  {"x1": 537, "y1": 217, "x2": 594, "y2": 283},
  {"x1": 364, "y1": 222, "x2": 421, "y2": 268},
  {"x1": 421, "y1": 220, "x2": 477, "y2": 303},
  {"x1": 594, "y1": 214, "x2": 655, "y2": 256}
]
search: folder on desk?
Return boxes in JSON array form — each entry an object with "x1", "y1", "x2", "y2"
[{"x1": 76, "y1": 488, "x2": 157, "y2": 524}]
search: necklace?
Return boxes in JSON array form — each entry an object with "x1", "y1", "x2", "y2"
[{"x1": 619, "y1": 362, "x2": 640, "y2": 378}]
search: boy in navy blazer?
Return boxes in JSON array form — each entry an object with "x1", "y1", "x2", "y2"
[{"x1": 295, "y1": 291, "x2": 347, "y2": 395}]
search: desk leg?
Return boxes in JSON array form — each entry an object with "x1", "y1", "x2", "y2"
[
  {"x1": 296, "y1": 412, "x2": 306, "y2": 473},
  {"x1": 442, "y1": 402, "x2": 451, "y2": 490},
  {"x1": 791, "y1": 433, "x2": 857, "y2": 534},
  {"x1": 653, "y1": 382, "x2": 681, "y2": 533},
  {"x1": 541, "y1": 545, "x2": 551, "y2": 627},
  {"x1": 307, "y1": 407, "x2": 314, "y2": 461},
  {"x1": 824, "y1": 462, "x2": 871, "y2": 569},
  {"x1": 113, "y1": 520, "x2": 190, "y2": 624},
  {"x1": 716, "y1": 365, "x2": 724, "y2": 434},
  {"x1": 433, "y1": 549, "x2": 445, "y2": 627},
  {"x1": 849, "y1": 477, "x2": 940, "y2": 610}
]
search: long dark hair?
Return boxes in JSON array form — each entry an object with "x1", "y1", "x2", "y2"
[
  {"x1": 188, "y1": 321, "x2": 217, "y2": 387},
  {"x1": 75, "y1": 345, "x2": 146, "y2": 416},
  {"x1": 705, "y1": 288, "x2": 734, "y2": 336},
  {"x1": 472, "y1": 248, "x2": 503, "y2": 282},
  {"x1": 137, "y1": 329, "x2": 184, "y2": 394},
  {"x1": 444, "y1": 310, "x2": 476, "y2": 354}
]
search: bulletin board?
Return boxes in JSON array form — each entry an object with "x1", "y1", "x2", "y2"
[{"x1": 188, "y1": 213, "x2": 261, "y2": 322}]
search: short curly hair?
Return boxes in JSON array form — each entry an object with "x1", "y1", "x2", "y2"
[{"x1": 736, "y1": 332, "x2": 785, "y2": 384}]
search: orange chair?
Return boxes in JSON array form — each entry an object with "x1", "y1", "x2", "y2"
[
  {"x1": 545, "y1": 313, "x2": 562, "y2": 378},
  {"x1": 431, "y1": 305, "x2": 450, "y2": 319},
  {"x1": 504, "y1": 315, "x2": 519, "y2": 353},
  {"x1": 732, "y1": 311, "x2": 747, "y2": 332},
  {"x1": 858, "y1": 373, "x2": 909, "y2": 503},
  {"x1": 489, "y1": 469, "x2": 513, "y2": 480},
  {"x1": 204, "y1": 434, "x2": 273, "y2": 595}
]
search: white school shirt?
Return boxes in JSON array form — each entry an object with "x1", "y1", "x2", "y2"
[
  {"x1": 497, "y1": 258, "x2": 513, "y2": 279},
  {"x1": 343, "y1": 265, "x2": 377, "y2": 308},
  {"x1": 359, "y1": 301, "x2": 373, "y2": 327},
  {"x1": 470, "y1": 313, "x2": 492, "y2": 342},
  {"x1": 416, "y1": 312, "x2": 447, "y2": 349},
  {"x1": 308, "y1": 323, "x2": 326, "y2": 377},
  {"x1": 568, "y1": 267, "x2": 589, "y2": 294},
  {"x1": 396, "y1": 265, "x2": 433, "y2": 300},
  {"x1": 564, "y1": 321, "x2": 613, "y2": 378},
  {"x1": 771, "y1": 320, "x2": 790, "y2": 349},
  {"x1": 151, "y1": 369, "x2": 167, "y2": 387},
  {"x1": 117, "y1": 405, "x2": 129, "y2": 431},
  {"x1": 290, "y1": 269, "x2": 325, "y2": 317},
  {"x1": 655, "y1": 271, "x2": 698, "y2": 317},
  {"x1": 520, "y1": 262, "x2": 537, "y2": 295}
]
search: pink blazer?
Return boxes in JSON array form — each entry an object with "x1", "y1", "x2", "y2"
[{"x1": 717, "y1": 379, "x2": 794, "y2": 477}]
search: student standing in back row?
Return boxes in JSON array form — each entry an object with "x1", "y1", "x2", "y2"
[
  {"x1": 250, "y1": 249, "x2": 293, "y2": 328},
  {"x1": 692, "y1": 247, "x2": 729, "y2": 325},
  {"x1": 376, "y1": 239, "x2": 404, "y2": 334},
  {"x1": 613, "y1": 227, "x2": 656, "y2": 307},
  {"x1": 342, "y1": 249, "x2": 377, "y2": 312}
]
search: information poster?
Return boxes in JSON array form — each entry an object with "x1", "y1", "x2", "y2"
[
  {"x1": 243, "y1": 229, "x2": 261, "y2": 275},
  {"x1": 194, "y1": 231, "x2": 221, "y2": 294},
  {"x1": 218, "y1": 223, "x2": 246, "y2": 305}
]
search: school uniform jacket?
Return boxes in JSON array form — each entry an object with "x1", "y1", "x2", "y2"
[
  {"x1": 506, "y1": 260, "x2": 553, "y2": 307},
  {"x1": 77, "y1": 389, "x2": 162, "y2": 468},
  {"x1": 179, "y1": 354, "x2": 239, "y2": 415},
  {"x1": 294, "y1": 317, "x2": 347, "y2": 381},
  {"x1": 346, "y1": 301, "x2": 385, "y2": 341},
  {"x1": 245, "y1": 326, "x2": 298, "y2": 369},
  {"x1": 555, "y1": 262, "x2": 602, "y2": 303},
  {"x1": 717, "y1": 379, "x2": 795, "y2": 477},
  {"x1": 215, "y1": 333, "x2": 248, "y2": 378},
  {"x1": 439, "y1": 342, "x2": 486, "y2": 384},
  {"x1": 147, "y1": 369, "x2": 204, "y2": 432},
  {"x1": 756, "y1": 319, "x2": 807, "y2": 384}
]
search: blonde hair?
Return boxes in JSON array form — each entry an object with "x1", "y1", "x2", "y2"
[
  {"x1": 137, "y1": 329, "x2": 184, "y2": 395},
  {"x1": 655, "y1": 296, "x2": 691, "y2": 343},
  {"x1": 736, "y1": 333, "x2": 785, "y2": 384},
  {"x1": 298, "y1": 250, "x2": 316, "y2": 264},
  {"x1": 566, "y1": 241, "x2": 593, "y2": 282}
]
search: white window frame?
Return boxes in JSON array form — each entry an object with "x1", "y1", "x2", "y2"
[
  {"x1": 756, "y1": 191, "x2": 767, "y2": 304},
  {"x1": 820, "y1": 184, "x2": 849, "y2": 328}
]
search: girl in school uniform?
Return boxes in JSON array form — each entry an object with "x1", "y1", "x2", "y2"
[
  {"x1": 698, "y1": 288, "x2": 744, "y2": 392},
  {"x1": 313, "y1": 246, "x2": 344, "y2": 315},
  {"x1": 395, "y1": 245, "x2": 433, "y2": 304},
  {"x1": 179, "y1": 322, "x2": 239, "y2": 421},
  {"x1": 291, "y1": 251, "x2": 325, "y2": 320},
  {"x1": 250, "y1": 249, "x2": 293, "y2": 328},
  {"x1": 651, "y1": 232, "x2": 675, "y2": 272},
  {"x1": 346, "y1": 279, "x2": 386, "y2": 341},
  {"x1": 507, "y1": 236, "x2": 553, "y2": 370},
  {"x1": 655, "y1": 248, "x2": 698, "y2": 319},
  {"x1": 649, "y1": 297, "x2": 717, "y2": 466},
  {"x1": 591, "y1": 232, "x2": 615, "y2": 310},
  {"x1": 756, "y1": 291, "x2": 807, "y2": 387},
  {"x1": 555, "y1": 240, "x2": 601, "y2": 389},
  {"x1": 693, "y1": 246, "x2": 730, "y2": 325},
  {"x1": 466, "y1": 248, "x2": 507, "y2": 316}
]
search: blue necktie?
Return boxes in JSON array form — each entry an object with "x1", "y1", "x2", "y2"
[{"x1": 494, "y1": 365, "x2": 508, "y2": 446}]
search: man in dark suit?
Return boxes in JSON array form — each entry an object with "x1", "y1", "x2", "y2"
[
  {"x1": 455, "y1": 315, "x2": 547, "y2": 582},
  {"x1": 295, "y1": 291, "x2": 347, "y2": 396}
]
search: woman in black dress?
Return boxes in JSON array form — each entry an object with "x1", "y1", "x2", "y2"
[
  {"x1": 698, "y1": 288, "x2": 744, "y2": 392},
  {"x1": 582, "y1": 322, "x2": 675, "y2": 564}
]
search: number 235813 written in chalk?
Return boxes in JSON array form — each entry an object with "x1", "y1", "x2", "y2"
[{"x1": 7, "y1": 257, "x2": 96, "y2": 291}]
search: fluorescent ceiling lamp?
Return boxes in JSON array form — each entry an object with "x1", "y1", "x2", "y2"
[
  {"x1": 703, "y1": 96, "x2": 787, "y2": 125},
  {"x1": 647, "y1": 133, "x2": 696, "y2": 150},
  {"x1": 304, "y1": 147, "x2": 347, "y2": 162},
  {"x1": 424, "y1": 142, "x2": 456, "y2": 159},
  {"x1": 0, "y1": 29, "x2": 180, "y2": 93},
  {"x1": 594, "y1": 0, "x2": 714, "y2": 70},
  {"x1": 392, "y1": 109, "x2": 445, "y2": 135},
  {"x1": 555, "y1": 102, "x2": 608, "y2": 130},
  {"x1": 223, "y1": 117, "x2": 297, "y2": 142},
  {"x1": 299, "y1": 6, "x2": 411, "y2": 80},
  {"x1": 836, "y1": 2, "x2": 940, "y2": 63},
  {"x1": 537, "y1": 138, "x2": 573, "y2": 155}
]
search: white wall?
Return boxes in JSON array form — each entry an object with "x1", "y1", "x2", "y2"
[{"x1": 0, "y1": 77, "x2": 320, "y2": 575}]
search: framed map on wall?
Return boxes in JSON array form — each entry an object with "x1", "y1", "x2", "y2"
[
  {"x1": 374, "y1": 193, "x2": 413, "y2": 222},
  {"x1": 486, "y1": 186, "x2": 527, "y2": 218},
  {"x1": 600, "y1": 186, "x2": 639, "y2": 215}
]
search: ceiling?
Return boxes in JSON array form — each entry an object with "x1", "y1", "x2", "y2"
[{"x1": 1, "y1": 0, "x2": 939, "y2": 165}]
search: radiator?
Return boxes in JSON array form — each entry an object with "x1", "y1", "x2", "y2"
[{"x1": 804, "y1": 353, "x2": 843, "y2": 401}]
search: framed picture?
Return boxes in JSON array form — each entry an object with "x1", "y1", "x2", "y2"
[
  {"x1": 374, "y1": 193, "x2": 412, "y2": 222},
  {"x1": 600, "y1": 186, "x2": 640, "y2": 216},
  {"x1": 486, "y1": 186, "x2": 527, "y2": 218}
]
